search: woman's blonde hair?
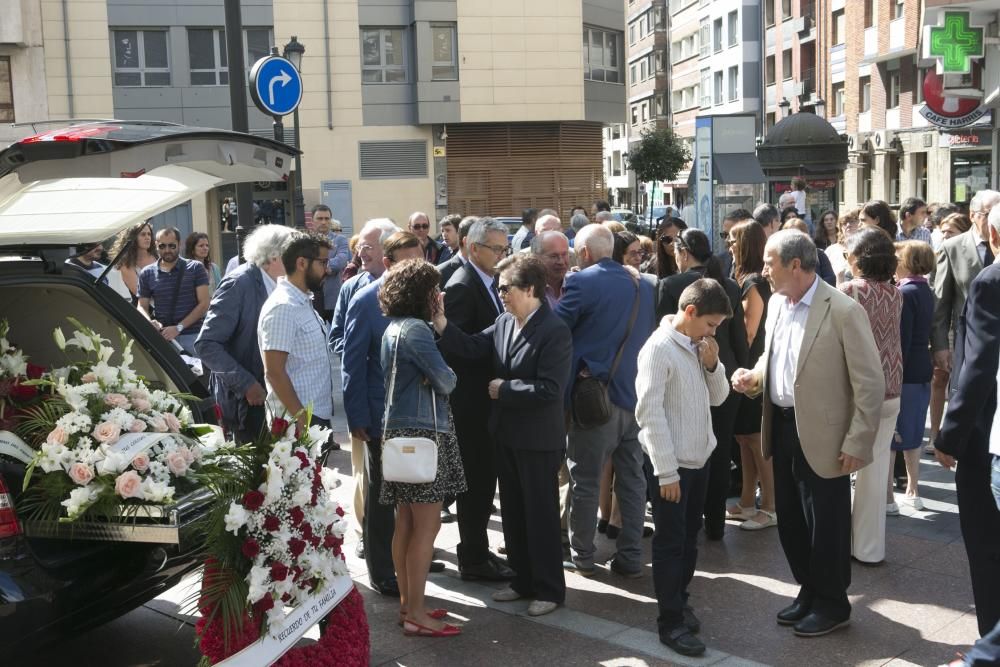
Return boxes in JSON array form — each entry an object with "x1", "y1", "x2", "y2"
[{"x1": 894, "y1": 240, "x2": 935, "y2": 276}]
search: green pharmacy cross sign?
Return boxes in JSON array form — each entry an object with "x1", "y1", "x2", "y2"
[{"x1": 928, "y1": 11, "x2": 985, "y2": 75}]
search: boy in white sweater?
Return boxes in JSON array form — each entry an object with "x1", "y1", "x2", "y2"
[{"x1": 635, "y1": 278, "x2": 732, "y2": 657}]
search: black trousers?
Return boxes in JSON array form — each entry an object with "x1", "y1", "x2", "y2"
[
  {"x1": 232, "y1": 404, "x2": 266, "y2": 445},
  {"x1": 453, "y1": 404, "x2": 497, "y2": 567},
  {"x1": 647, "y1": 463, "x2": 709, "y2": 631},
  {"x1": 363, "y1": 437, "x2": 397, "y2": 584},
  {"x1": 497, "y1": 445, "x2": 565, "y2": 603},
  {"x1": 955, "y1": 444, "x2": 1000, "y2": 636},
  {"x1": 771, "y1": 406, "x2": 852, "y2": 618},
  {"x1": 703, "y1": 392, "x2": 741, "y2": 535}
]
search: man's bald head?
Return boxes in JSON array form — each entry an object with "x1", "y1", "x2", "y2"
[{"x1": 535, "y1": 214, "x2": 562, "y2": 234}]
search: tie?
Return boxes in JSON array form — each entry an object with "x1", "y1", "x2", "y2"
[
  {"x1": 490, "y1": 277, "x2": 503, "y2": 314},
  {"x1": 982, "y1": 241, "x2": 995, "y2": 267}
]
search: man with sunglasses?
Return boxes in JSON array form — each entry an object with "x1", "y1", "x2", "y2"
[
  {"x1": 137, "y1": 227, "x2": 210, "y2": 356},
  {"x1": 409, "y1": 211, "x2": 444, "y2": 264}
]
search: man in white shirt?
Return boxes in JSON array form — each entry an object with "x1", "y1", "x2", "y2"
[{"x1": 732, "y1": 230, "x2": 883, "y2": 639}]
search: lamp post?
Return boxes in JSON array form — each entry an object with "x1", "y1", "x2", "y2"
[
  {"x1": 283, "y1": 36, "x2": 306, "y2": 228},
  {"x1": 778, "y1": 97, "x2": 791, "y2": 119}
]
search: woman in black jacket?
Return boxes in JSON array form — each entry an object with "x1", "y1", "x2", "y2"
[
  {"x1": 655, "y1": 229, "x2": 747, "y2": 540},
  {"x1": 433, "y1": 254, "x2": 572, "y2": 617}
]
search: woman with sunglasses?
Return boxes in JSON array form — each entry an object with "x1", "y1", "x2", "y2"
[
  {"x1": 655, "y1": 229, "x2": 748, "y2": 540},
  {"x1": 824, "y1": 208, "x2": 862, "y2": 285},
  {"x1": 643, "y1": 217, "x2": 688, "y2": 278}
]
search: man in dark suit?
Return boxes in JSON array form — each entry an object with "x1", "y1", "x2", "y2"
[
  {"x1": 195, "y1": 224, "x2": 293, "y2": 443},
  {"x1": 438, "y1": 215, "x2": 478, "y2": 289},
  {"x1": 935, "y1": 202, "x2": 1000, "y2": 644},
  {"x1": 557, "y1": 224, "x2": 657, "y2": 578},
  {"x1": 342, "y1": 232, "x2": 425, "y2": 597},
  {"x1": 441, "y1": 217, "x2": 515, "y2": 581},
  {"x1": 435, "y1": 254, "x2": 572, "y2": 616}
]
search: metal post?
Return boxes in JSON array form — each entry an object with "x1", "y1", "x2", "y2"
[
  {"x1": 273, "y1": 116, "x2": 284, "y2": 144},
  {"x1": 224, "y1": 0, "x2": 253, "y2": 264},
  {"x1": 293, "y1": 108, "x2": 305, "y2": 227}
]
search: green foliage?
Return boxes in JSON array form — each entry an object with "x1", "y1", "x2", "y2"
[
  {"x1": 624, "y1": 127, "x2": 691, "y2": 184},
  {"x1": 15, "y1": 399, "x2": 69, "y2": 448}
]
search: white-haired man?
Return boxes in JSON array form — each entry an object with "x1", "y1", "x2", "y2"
[{"x1": 196, "y1": 224, "x2": 295, "y2": 442}]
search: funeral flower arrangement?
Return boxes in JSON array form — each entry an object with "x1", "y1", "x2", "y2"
[
  {"x1": 17, "y1": 319, "x2": 227, "y2": 521},
  {"x1": 0, "y1": 319, "x2": 44, "y2": 432}
]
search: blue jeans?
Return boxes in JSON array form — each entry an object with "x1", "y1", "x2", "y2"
[
  {"x1": 647, "y1": 463, "x2": 710, "y2": 632},
  {"x1": 963, "y1": 455, "x2": 1000, "y2": 666}
]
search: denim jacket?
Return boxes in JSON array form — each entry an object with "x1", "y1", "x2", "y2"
[{"x1": 382, "y1": 317, "x2": 456, "y2": 432}]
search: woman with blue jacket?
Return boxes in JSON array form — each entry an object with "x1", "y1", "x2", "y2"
[{"x1": 379, "y1": 259, "x2": 466, "y2": 638}]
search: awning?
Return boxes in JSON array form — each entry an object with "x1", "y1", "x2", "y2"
[{"x1": 713, "y1": 153, "x2": 767, "y2": 184}]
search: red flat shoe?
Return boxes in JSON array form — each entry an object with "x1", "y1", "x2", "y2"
[
  {"x1": 403, "y1": 619, "x2": 461, "y2": 637},
  {"x1": 398, "y1": 608, "x2": 448, "y2": 626}
]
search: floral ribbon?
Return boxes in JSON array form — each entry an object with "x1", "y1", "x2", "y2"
[{"x1": 0, "y1": 430, "x2": 34, "y2": 464}]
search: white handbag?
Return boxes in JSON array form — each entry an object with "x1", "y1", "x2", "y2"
[{"x1": 381, "y1": 326, "x2": 439, "y2": 484}]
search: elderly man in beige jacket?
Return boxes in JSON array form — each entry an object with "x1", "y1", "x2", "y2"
[{"x1": 732, "y1": 230, "x2": 884, "y2": 639}]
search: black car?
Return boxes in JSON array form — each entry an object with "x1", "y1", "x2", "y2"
[{"x1": 0, "y1": 121, "x2": 297, "y2": 654}]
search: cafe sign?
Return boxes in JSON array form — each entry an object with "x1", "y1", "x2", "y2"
[{"x1": 919, "y1": 69, "x2": 988, "y2": 128}]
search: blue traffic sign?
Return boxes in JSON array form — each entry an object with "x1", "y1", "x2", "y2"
[{"x1": 249, "y1": 56, "x2": 303, "y2": 117}]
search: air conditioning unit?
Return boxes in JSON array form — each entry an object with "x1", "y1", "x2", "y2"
[{"x1": 870, "y1": 129, "x2": 898, "y2": 152}]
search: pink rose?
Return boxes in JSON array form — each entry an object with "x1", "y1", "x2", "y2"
[
  {"x1": 163, "y1": 412, "x2": 181, "y2": 433},
  {"x1": 129, "y1": 388, "x2": 150, "y2": 401},
  {"x1": 129, "y1": 419, "x2": 147, "y2": 433},
  {"x1": 131, "y1": 398, "x2": 151, "y2": 412},
  {"x1": 92, "y1": 420, "x2": 122, "y2": 444},
  {"x1": 149, "y1": 417, "x2": 168, "y2": 433},
  {"x1": 68, "y1": 462, "x2": 94, "y2": 486},
  {"x1": 104, "y1": 393, "x2": 131, "y2": 409},
  {"x1": 114, "y1": 470, "x2": 143, "y2": 499},
  {"x1": 46, "y1": 426, "x2": 69, "y2": 446},
  {"x1": 131, "y1": 452, "x2": 150, "y2": 472},
  {"x1": 178, "y1": 446, "x2": 195, "y2": 464},
  {"x1": 164, "y1": 450, "x2": 190, "y2": 476},
  {"x1": 81, "y1": 372, "x2": 97, "y2": 383}
]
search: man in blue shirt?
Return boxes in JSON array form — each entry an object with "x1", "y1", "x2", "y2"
[{"x1": 138, "y1": 227, "x2": 210, "y2": 356}]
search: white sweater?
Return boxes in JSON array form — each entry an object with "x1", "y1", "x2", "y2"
[{"x1": 635, "y1": 316, "x2": 731, "y2": 486}]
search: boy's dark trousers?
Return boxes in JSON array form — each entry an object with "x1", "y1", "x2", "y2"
[{"x1": 646, "y1": 462, "x2": 710, "y2": 633}]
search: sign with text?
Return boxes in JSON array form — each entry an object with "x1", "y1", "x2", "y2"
[
  {"x1": 0, "y1": 431, "x2": 34, "y2": 464},
  {"x1": 920, "y1": 69, "x2": 987, "y2": 128}
]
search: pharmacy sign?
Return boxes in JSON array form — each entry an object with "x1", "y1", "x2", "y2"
[{"x1": 925, "y1": 11, "x2": 985, "y2": 75}]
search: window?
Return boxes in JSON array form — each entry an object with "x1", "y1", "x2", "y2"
[
  {"x1": 653, "y1": 5, "x2": 665, "y2": 29},
  {"x1": 584, "y1": 27, "x2": 621, "y2": 83},
  {"x1": 188, "y1": 28, "x2": 228, "y2": 86},
  {"x1": 656, "y1": 93, "x2": 666, "y2": 117},
  {"x1": 781, "y1": 49, "x2": 792, "y2": 80},
  {"x1": 0, "y1": 56, "x2": 12, "y2": 122},
  {"x1": 766, "y1": 111, "x2": 776, "y2": 130},
  {"x1": 112, "y1": 29, "x2": 170, "y2": 86},
  {"x1": 629, "y1": 24, "x2": 636, "y2": 44},
  {"x1": 781, "y1": 0, "x2": 791, "y2": 19},
  {"x1": 631, "y1": 105, "x2": 639, "y2": 125},
  {"x1": 860, "y1": 76, "x2": 871, "y2": 112},
  {"x1": 833, "y1": 9, "x2": 845, "y2": 45},
  {"x1": 765, "y1": 0, "x2": 775, "y2": 27},
  {"x1": 728, "y1": 11, "x2": 739, "y2": 47},
  {"x1": 714, "y1": 70, "x2": 723, "y2": 105},
  {"x1": 728, "y1": 65, "x2": 738, "y2": 101},
  {"x1": 612, "y1": 151, "x2": 622, "y2": 177},
  {"x1": 699, "y1": 19, "x2": 710, "y2": 57},
  {"x1": 656, "y1": 50, "x2": 667, "y2": 75},
  {"x1": 915, "y1": 68, "x2": 927, "y2": 103},
  {"x1": 888, "y1": 71, "x2": 900, "y2": 108},
  {"x1": 431, "y1": 24, "x2": 458, "y2": 80},
  {"x1": 832, "y1": 81, "x2": 845, "y2": 115},
  {"x1": 713, "y1": 18, "x2": 723, "y2": 53},
  {"x1": 893, "y1": 0, "x2": 904, "y2": 20},
  {"x1": 700, "y1": 68, "x2": 712, "y2": 106},
  {"x1": 765, "y1": 55, "x2": 775, "y2": 85},
  {"x1": 630, "y1": 64, "x2": 637, "y2": 85},
  {"x1": 640, "y1": 58, "x2": 648, "y2": 81},
  {"x1": 361, "y1": 28, "x2": 408, "y2": 83},
  {"x1": 864, "y1": 0, "x2": 875, "y2": 28},
  {"x1": 245, "y1": 27, "x2": 272, "y2": 65},
  {"x1": 612, "y1": 124, "x2": 622, "y2": 139},
  {"x1": 888, "y1": 154, "x2": 900, "y2": 204},
  {"x1": 641, "y1": 101, "x2": 648, "y2": 122}
]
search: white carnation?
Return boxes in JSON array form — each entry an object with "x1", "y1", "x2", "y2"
[
  {"x1": 263, "y1": 461, "x2": 284, "y2": 506},
  {"x1": 223, "y1": 502, "x2": 249, "y2": 535},
  {"x1": 141, "y1": 478, "x2": 174, "y2": 503},
  {"x1": 247, "y1": 564, "x2": 270, "y2": 602},
  {"x1": 319, "y1": 468, "x2": 340, "y2": 492}
]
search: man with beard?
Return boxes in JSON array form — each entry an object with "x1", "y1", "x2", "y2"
[
  {"x1": 138, "y1": 227, "x2": 210, "y2": 355},
  {"x1": 258, "y1": 232, "x2": 337, "y2": 432}
]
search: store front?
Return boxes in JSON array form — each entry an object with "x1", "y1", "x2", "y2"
[{"x1": 946, "y1": 128, "x2": 994, "y2": 205}]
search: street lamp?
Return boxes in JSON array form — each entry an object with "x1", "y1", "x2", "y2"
[
  {"x1": 778, "y1": 97, "x2": 791, "y2": 119},
  {"x1": 283, "y1": 36, "x2": 306, "y2": 228}
]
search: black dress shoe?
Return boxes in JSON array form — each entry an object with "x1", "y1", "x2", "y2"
[
  {"x1": 793, "y1": 611, "x2": 850, "y2": 637},
  {"x1": 705, "y1": 526, "x2": 724, "y2": 541},
  {"x1": 429, "y1": 560, "x2": 446, "y2": 573},
  {"x1": 642, "y1": 525, "x2": 654, "y2": 538},
  {"x1": 659, "y1": 625, "x2": 706, "y2": 657},
  {"x1": 372, "y1": 578, "x2": 400, "y2": 597},
  {"x1": 597, "y1": 518, "x2": 609, "y2": 534},
  {"x1": 605, "y1": 524, "x2": 621, "y2": 539},
  {"x1": 777, "y1": 600, "x2": 811, "y2": 626},
  {"x1": 683, "y1": 605, "x2": 701, "y2": 633},
  {"x1": 460, "y1": 555, "x2": 515, "y2": 581},
  {"x1": 440, "y1": 507, "x2": 457, "y2": 523}
]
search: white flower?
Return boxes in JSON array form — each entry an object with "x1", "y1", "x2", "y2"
[
  {"x1": 263, "y1": 461, "x2": 284, "y2": 506},
  {"x1": 66, "y1": 330, "x2": 95, "y2": 352},
  {"x1": 147, "y1": 460, "x2": 170, "y2": 481},
  {"x1": 224, "y1": 502, "x2": 249, "y2": 535},
  {"x1": 291, "y1": 484, "x2": 312, "y2": 508},
  {"x1": 266, "y1": 602, "x2": 286, "y2": 628},
  {"x1": 53, "y1": 327, "x2": 66, "y2": 351},
  {"x1": 100, "y1": 407, "x2": 135, "y2": 430},
  {"x1": 306, "y1": 425, "x2": 332, "y2": 456},
  {"x1": 141, "y1": 478, "x2": 174, "y2": 503},
  {"x1": 320, "y1": 468, "x2": 340, "y2": 492},
  {"x1": 121, "y1": 340, "x2": 135, "y2": 368},
  {"x1": 56, "y1": 412, "x2": 92, "y2": 436},
  {"x1": 247, "y1": 564, "x2": 270, "y2": 603},
  {"x1": 90, "y1": 361, "x2": 119, "y2": 386},
  {"x1": 97, "y1": 345, "x2": 115, "y2": 363},
  {"x1": 96, "y1": 451, "x2": 129, "y2": 476},
  {"x1": 198, "y1": 428, "x2": 227, "y2": 454},
  {"x1": 61, "y1": 484, "x2": 100, "y2": 518},
  {"x1": 0, "y1": 349, "x2": 27, "y2": 377}
]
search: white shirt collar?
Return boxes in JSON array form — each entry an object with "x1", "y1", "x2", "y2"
[
  {"x1": 260, "y1": 268, "x2": 277, "y2": 295},
  {"x1": 470, "y1": 260, "x2": 495, "y2": 292},
  {"x1": 972, "y1": 225, "x2": 985, "y2": 246},
  {"x1": 790, "y1": 274, "x2": 821, "y2": 308},
  {"x1": 662, "y1": 315, "x2": 700, "y2": 354}
]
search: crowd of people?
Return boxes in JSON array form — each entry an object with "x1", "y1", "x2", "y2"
[{"x1": 67, "y1": 188, "x2": 1000, "y2": 663}]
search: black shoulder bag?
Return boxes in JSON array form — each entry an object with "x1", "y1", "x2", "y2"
[{"x1": 571, "y1": 277, "x2": 641, "y2": 429}]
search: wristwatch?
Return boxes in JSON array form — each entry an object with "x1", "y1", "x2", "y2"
[{"x1": 175, "y1": 323, "x2": 185, "y2": 334}]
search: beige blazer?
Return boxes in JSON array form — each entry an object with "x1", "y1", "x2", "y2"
[
  {"x1": 931, "y1": 230, "x2": 985, "y2": 352},
  {"x1": 746, "y1": 278, "x2": 885, "y2": 479}
]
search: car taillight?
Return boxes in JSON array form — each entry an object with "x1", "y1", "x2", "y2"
[{"x1": 0, "y1": 475, "x2": 22, "y2": 538}]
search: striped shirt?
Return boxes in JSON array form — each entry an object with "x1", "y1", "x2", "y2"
[
  {"x1": 258, "y1": 277, "x2": 335, "y2": 420},
  {"x1": 138, "y1": 259, "x2": 209, "y2": 329},
  {"x1": 896, "y1": 226, "x2": 933, "y2": 244}
]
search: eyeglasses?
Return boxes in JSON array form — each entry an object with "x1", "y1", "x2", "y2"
[
  {"x1": 659, "y1": 236, "x2": 674, "y2": 245},
  {"x1": 157, "y1": 243, "x2": 177, "y2": 250},
  {"x1": 719, "y1": 231, "x2": 729, "y2": 240},
  {"x1": 476, "y1": 242, "x2": 510, "y2": 256},
  {"x1": 497, "y1": 284, "x2": 513, "y2": 295},
  {"x1": 412, "y1": 224, "x2": 430, "y2": 230}
]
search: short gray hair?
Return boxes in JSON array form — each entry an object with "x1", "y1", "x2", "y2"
[
  {"x1": 570, "y1": 213, "x2": 590, "y2": 231},
  {"x1": 467, "y1": 216, "x2": 510, "y2": 246},
  {"x1": 766, "y1": 229, "x2": 818, "y2": 272},
  {"x1": 359, "y1": 218, "x2": 401, "y2": 246},
  {"x1": 970, "y1": 189, "x2": 1000, "y2": 215},
  {"x1": 243, "y1": 224, "x2": 295, "y2": 268},
  {"x1": 530, "y1": 230, "x2": 568, "y2": 255},
  {"x1": 534, "y1": 214, "x2": 561, "y2": 234},
  {"x1": 988, "y1": 200, "x2": 1000, "y2": 234},
  {"x1": 594, "y1": 211, "x2": 614, "y2": 223},
  {"x1": 575, "y1": 223, "x2": 614, "y2": 259}
]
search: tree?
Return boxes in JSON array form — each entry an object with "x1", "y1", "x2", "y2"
[{"x1": 623, "y1": 127, "x2": 691, "y2": 185}]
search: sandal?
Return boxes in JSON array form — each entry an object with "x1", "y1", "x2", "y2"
[
  {"x1": 740, "y1": 510, "x2": 777, "y2": 531},
  {"x1": 398, "y1": 608, "x2": 448, "y2": 627},
  {"x1": 727, "y1": 504, "x2": 757, "y2": 521},
  {"x1": 403, "y1": 619, "x2": 461, "y2": 637}
]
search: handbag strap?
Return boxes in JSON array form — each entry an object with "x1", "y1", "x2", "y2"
[
  {"x1": 608, "y1": 276, "x2": 641, "y2": 382},
  {"x1": 382, "y1": 321, "x2": 440, "y2": 443}
]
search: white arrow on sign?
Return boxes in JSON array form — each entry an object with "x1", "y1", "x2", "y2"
[{"x1": 268, "y1": 69, "x2": 293, "y2": 106}]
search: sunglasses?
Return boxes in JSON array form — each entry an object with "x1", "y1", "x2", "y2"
[
  {"x1": 157, "y1": 243, "x2": 178, "y2": 250},
  {"x1": 659, "y1": 236, "x2": 674, "y2": 245},
  {"x1": 719, "y1": 231, "x2": 729, "y2": 240},
  {"x1": 412, "y1": 224, "x2": 430, "y2": 230}
]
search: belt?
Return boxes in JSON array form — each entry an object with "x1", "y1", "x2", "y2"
[{"x1": 773, "y1": 405, "x2": 796, "y2": 420}]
